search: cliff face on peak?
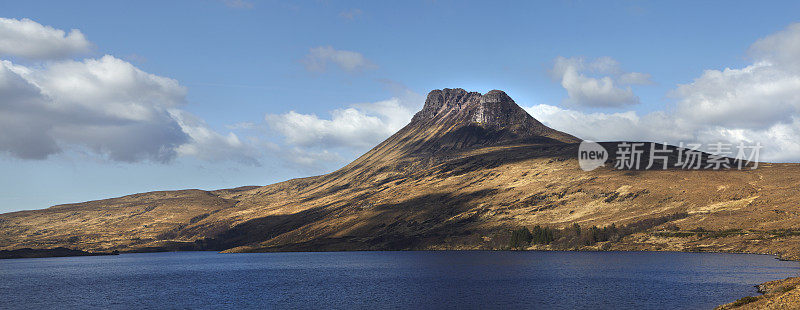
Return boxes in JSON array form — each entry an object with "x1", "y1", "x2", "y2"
[
  {"x1": 414, "y1": 89, "x2": 533, "y2": 128},
  {"x1": 412, "y1": 88, "x2": 479, "y2": 120},
  {"x1": 408, "y1": 88, "x2": 579, "y2": 147},
  {"x1": 2, "y1": 88, "x2": 800, "y2": 262},
  {"x1": 358, "y1": 88, "x2": 579, "y2": 160}
]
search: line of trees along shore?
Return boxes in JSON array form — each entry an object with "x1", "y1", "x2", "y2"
[{"x1": 509, "y1": 213, "x2": 690, "y2": 249}]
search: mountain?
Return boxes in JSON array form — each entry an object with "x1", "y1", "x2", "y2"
[{"x1": 2, "y1": 89, "x2": 800, "y2": 260}]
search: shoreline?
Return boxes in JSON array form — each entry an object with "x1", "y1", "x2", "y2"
[
  {"x1": 4, "y1": 246, "x2": 796, "y2": 308},
  {"x1": 0, "y1": 247, "x2": 119, "y2": 259}
]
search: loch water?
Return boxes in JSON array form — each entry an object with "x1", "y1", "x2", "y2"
[{"x1": 1, "y1": 250, "x2": 798, "y2": 309}]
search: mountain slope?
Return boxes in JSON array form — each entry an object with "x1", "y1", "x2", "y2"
[{"x1": 2, "y1": 89, "x2": 800, "y2": 260}]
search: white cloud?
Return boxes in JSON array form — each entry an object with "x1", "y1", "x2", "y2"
[
  {"x1": 0, "y1": 19, "x2": 259, "y2": 164},
  {"x1": 266, "y1": 109, "x2": 385, "y2": 148},
  {"x1": 34, "y1": 56, "x2": 186, "y2": 117},
  {"x1": 586, "y1": 56, "x2": 622, "y2": 74},
  {"x1": 748, "y1": 23, "x2": 800, "y2": 72},
  {"x1": 266, "y1": 96, "x2": 418, "y2": 149},
  {"x1": 671, "y1": 22, "x2": 800, "y2": 130},
  {"x1": 528, "y1": 103, "x2": 800, "y2": 162},
  {"x1": 0, "y1": 56, "x2": 258, "y2": 163},
  {"x1": 551, "y1": 56, "x2": 650, "y2": 107},
  {"x1": 0, "y1": 17, "x2": 400, "y2": 169},
  {"x1": 0, "y1": 56, "x2": 189, "y2": 162},
  {"x1": 171, "y1": 110, "x2": 260, "y2": 165},
  {"x1": 525, "y1": 104, "x2": 679, "y2": 142},
  {"x1": 0, "y1": 18, "x2": 91, "y2": 59},
  {"x1": 672, "y1": 63, "x2": 800, "y2": 129},
  {"x1": 529, "y1": 23, "x2": 800, "y2": 162},
  {"x1": 561, "y1": 72, "x2": 638, "y2": 107},
  {"x1": 302, "y1": 46, "x2": 377, "y2": 73},
  {"x1": 260, "y1": 83, "x2": 424, "y2": 169},
  {"x1": 534, "y1": 23, "x2": 800, "y2": 162}
]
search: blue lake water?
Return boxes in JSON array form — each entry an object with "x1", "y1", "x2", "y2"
[{"x1": 1, "y1": 250, "x2": 798, "y2": 309}]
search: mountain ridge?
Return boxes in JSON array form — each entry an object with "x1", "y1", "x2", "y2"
[{"x1": 2, "y1": 89, "x2": 800, "y2": 262}]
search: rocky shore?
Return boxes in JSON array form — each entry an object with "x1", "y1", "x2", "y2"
[{"x1": 717, "y1": 277, "x2": 800, "y2": 309}]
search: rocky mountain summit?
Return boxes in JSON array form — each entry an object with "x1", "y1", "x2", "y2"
[
  {"x1": 2, "y1": 89, "x2": 800, "y2": 264},
  {"x1": 412, "y1": 88, "x2": 577, "y2": 144},
  {"x1": 401, "y1": 89, "x2": 577, "y2": 154}
]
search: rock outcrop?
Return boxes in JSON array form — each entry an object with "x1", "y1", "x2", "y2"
[{"x1": 409, "y1": 88, "x2": 579, "y2": 146}]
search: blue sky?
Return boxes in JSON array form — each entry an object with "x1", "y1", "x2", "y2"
[{"x1": 1, "y1": 0, "x2": 800, "y2": 212}]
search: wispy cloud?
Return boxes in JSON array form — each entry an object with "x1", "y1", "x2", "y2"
[
  {"x1": 302, "y1": 46, "x2": 377, "y2": 73},
  {"x1": 339, "y1": 8, "x2": 363, "y2": 21},
  {"x1": 221, "y1": 0, "x2": 254, "y2": 9}
]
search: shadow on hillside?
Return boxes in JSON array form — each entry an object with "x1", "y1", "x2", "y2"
[
  {"x1": 403, "y1": 124, "x2": 568, "y2": 155},
  {"x1": 189, "y1": 188, "x2": 502, "y2": 252},
  {"x1": 427, "y1": 143, "x2": 577, "y2": 178},
  {"x1": 432, "y1": 141, "x2": 751, "y2": 178}
]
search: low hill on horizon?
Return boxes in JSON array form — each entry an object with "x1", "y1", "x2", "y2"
[{"x1": 2, "y1": 88, "x2": 800, "y2": 260}]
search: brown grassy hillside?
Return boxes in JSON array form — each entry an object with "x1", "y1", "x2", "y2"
[{"x1": 2, "y1": 88, "x2": 800, "y2": 261}]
